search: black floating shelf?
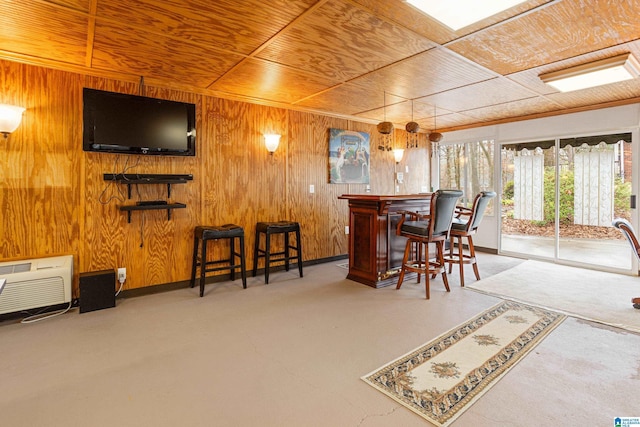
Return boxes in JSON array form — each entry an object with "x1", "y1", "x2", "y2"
[
  {"x1": 119, "y1": 203, "x2": 187, "y2": 223},
  {"x1": 104, "y1": 173, "x2": 193, "y2": 199}
]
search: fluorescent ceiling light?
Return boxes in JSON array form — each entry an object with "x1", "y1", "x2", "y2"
[
  {"x1": 540, "y1": 53, "x2": 640, "y2": 92},
  {"x1": 406, "y1": 0, "x2": 526, "y2": 30}
]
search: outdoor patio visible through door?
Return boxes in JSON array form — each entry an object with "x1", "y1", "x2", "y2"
[{"x1": 500, "y1": 133, "x2": 633, "y2": 272}]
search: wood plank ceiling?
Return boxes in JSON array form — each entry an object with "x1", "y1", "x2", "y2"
[{"x1": 1, "y1": 0, "x2": 640, "y2": 133}]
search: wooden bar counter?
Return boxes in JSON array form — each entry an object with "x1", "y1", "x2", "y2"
[{"x1": 338, "y1": 193, "x2": 431, "y2": 288}]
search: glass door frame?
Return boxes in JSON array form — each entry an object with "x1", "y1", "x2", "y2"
[{"x1": 497, "y1": 129, "x2": 639, "y2": 274}]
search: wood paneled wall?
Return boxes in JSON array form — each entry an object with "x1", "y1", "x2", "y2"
[{"x1": 0, "y1": 60, "x2": 430, "y2": 295}]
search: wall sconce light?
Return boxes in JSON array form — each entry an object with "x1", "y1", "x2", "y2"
[
  {"x1": 0, "y1": 104, "x2": 26, "y2": 140},
  {"x1": 540, "y1": 53, "x2": 640, "y2": 92},
  {"x1": 264, "y1": 134, "x2": 281, "y2": 155},
  {"x1": 393, "y1": 148, "x2": 404, "y2": 164}
]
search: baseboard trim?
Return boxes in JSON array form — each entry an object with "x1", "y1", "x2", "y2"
[
  {"x1": 119, "y1": 254, "x2": 349, "y2": 299},
  {"x1": 476, "y1": 246, "x2": 498, "y2": 254}
]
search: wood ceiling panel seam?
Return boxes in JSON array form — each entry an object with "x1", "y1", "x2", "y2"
[
  {"x1": 440, "y1": 0, "x2": 560, "y2": 49},
  {"x1": 89, "y1": 17, "x2": 252, "y2": 61},
  {"x1": 434, "y1": 45, "x2": 549, "y2": 100},
  {"x1": 0, "y1": 49, "x2": 143, "y2": 84},
  {"x1": 256, "y1": 0, "x2": 438, "y2": 84},
  {"x1": 85, "y1": 0, "x2": 98, "y2": 67},
  {"x1": 456, "y1": 95, "x2": 544, "y2": 115},
  {"x1": 304, "y1": 0, "x2": 559, "y2": 118},
  {"x1": 291, "y1": 47, "x2": 439, "y2": 105},
  {"x1": 447, "y1": 1, "x2": 640, "y2": 76},
  {"x1": 502, "y1": 75, "x2": 567, "y2": 109},
  {"x1": 423, "y1": 1, "x2": 566, "y2": 106},
  {"x1": 205, "y1": 0, "x2": 331, "y2": 89}
]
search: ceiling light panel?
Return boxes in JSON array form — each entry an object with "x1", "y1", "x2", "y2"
[
  {"x1": 540, "y1": 53, "x2": 640, "y2": 92},
  {"x1": 406, "y1": 0, "x2": 527, "y2": 30}
]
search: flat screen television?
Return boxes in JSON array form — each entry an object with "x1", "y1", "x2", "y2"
[{"x1": 83, "y1": 88, "x2": 196, "y2": 156}]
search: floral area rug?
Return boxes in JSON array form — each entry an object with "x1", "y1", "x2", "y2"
[{"x1": 361, "y1": 301, "x2": 566, "y2": 426}]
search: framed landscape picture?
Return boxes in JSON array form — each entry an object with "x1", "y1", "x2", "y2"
[{"x1": 328, "y1": 128, "x2": 370, "y2": 184}]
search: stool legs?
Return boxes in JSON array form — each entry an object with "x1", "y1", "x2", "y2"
[
  {"x1": 295, "y1": 228, "x2": 303, "y2": 278},
  {"x1": 284, "y1": 232, "x2": 289, "y2": 272},
  {"x1": 468, "y1": 236, "x2": 480, "y2": 281},
  {"x1": 190, "y1": 234, "x2": 200, "y2": 289},
  {"x1": 199, "y1": 238, "x2": 208, "y2": 297},
  {"x1": 397, "y1": 238, "x2": 449, "y2": 300},
  {"x1": 265, "y1": 232, "x2": 271, "y2": 284},
  {"x1": 252, "y1": 232, "x2": 275, "y2": 284},
  {"x1": 252, "y1": 233, "x2": 260, "y2": 278},
  {"x1": 238, "y1": 236, "x2": 247, "y2": 288},
  {"x1": 229, "y1": 237, "x2": 235, "y2": 282},
  {"x1": 253, "y1": 225, "x2": 303, "y2": 284},
  {"x1": 191, "y1": 231, "x2": 247, "y2": 297},
  {"x1": 446, "y1": 234, "x2": 480, "y2": 287}
]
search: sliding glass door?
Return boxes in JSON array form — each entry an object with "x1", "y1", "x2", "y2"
[
  {"x1": 500, "y1": 133, "x2": 633, "y2": 271},
  {"x1": 500, "y1": 141, "x2": 555, "y2": 259}
]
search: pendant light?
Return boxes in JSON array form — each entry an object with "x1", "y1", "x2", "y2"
[
  {"x1": 428, "y1": 105, "x2": 443, "y2": 143},
  {"x1": 405, "y1": 100, "x2": 420, "y2": 149},
  {"x1": 377, "y1": 91, "x2": 393, "y2": 151}
]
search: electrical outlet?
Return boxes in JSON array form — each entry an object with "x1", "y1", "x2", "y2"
[
  {"x1": 309, "y1": 184, "x2": 315, "y2": 193},
  {"x1": 117, "y1": 267, "x2": 126, "y2": 283}
]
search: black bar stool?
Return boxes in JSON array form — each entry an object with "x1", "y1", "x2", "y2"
[
  {"x1": 190, "y1": 224, "x2": 247, "y2": 297},
  {"x1": 252, "y1": 221, "x2": 303, "y2": 284}
]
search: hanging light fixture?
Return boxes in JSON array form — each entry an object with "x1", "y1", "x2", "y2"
[
  {"x1": 405, "y1": 100, "x2": 420, "y2": 149},
  {"x1": 428, "y1": 105, "x2": 443, "y2": 143},
  {"x1": 377, "y1": 91, "x2": 393, "y2": 151}
]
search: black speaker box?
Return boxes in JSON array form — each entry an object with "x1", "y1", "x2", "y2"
[{"x1": 79, "y1": 270, "x2": 116, "y2": 313}]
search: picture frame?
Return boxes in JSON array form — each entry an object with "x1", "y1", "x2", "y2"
[{"x1": 328, "y1": 128, "x2": 370, "y2": 184}]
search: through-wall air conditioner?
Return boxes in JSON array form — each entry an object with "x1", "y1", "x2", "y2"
[{"x1": 0, "y1": 255, "x2": 73, "y2": 315}]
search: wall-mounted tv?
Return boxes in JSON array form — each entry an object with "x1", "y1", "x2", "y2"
[{"x1": 83, "y1": 88, "x2": 196, "y2": 156}]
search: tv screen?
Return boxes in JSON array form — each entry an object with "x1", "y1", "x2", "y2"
[{"x1": 83, "y1": 88, "x2": 196, "y2": 156}]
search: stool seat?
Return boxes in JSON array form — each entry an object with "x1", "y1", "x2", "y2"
[
  {"x1": 190, "y1": 224, "x2": 247, "y2": 297},
  {"x1": 256, "y1": 221, "x2": 299, "y2": 233},
  {"x1": 253, "y1": 221, "x2": 303, "y2": 284},
  {"x1": 196, "y1": 224, "x2": 244, "y2": 239}
]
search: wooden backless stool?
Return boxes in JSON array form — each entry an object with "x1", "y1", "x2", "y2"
[
  {"x1": 190, "y1": 224, "x2": 247, "y2": 297},
  {"x1": 252, "y1": 221, "x2": 303, "y2": 284}
]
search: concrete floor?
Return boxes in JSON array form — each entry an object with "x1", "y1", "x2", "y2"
[
  {"x1": 501, "y1": 234, "x2": 632, "y2": 271},
  {"x1": 1, "y1": 253, "x2": 639, "y2": 426}
]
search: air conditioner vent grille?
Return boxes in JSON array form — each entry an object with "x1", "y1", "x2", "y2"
[
  {"x1": 0, "y1": 263, "x2": 31, "y2": 275},
  {"x1": 0, "y1": 277, "x2": 65, "y2": 313},
  {"x1": 0, "y1": 255, "x2": 72, "y2": 315}
]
